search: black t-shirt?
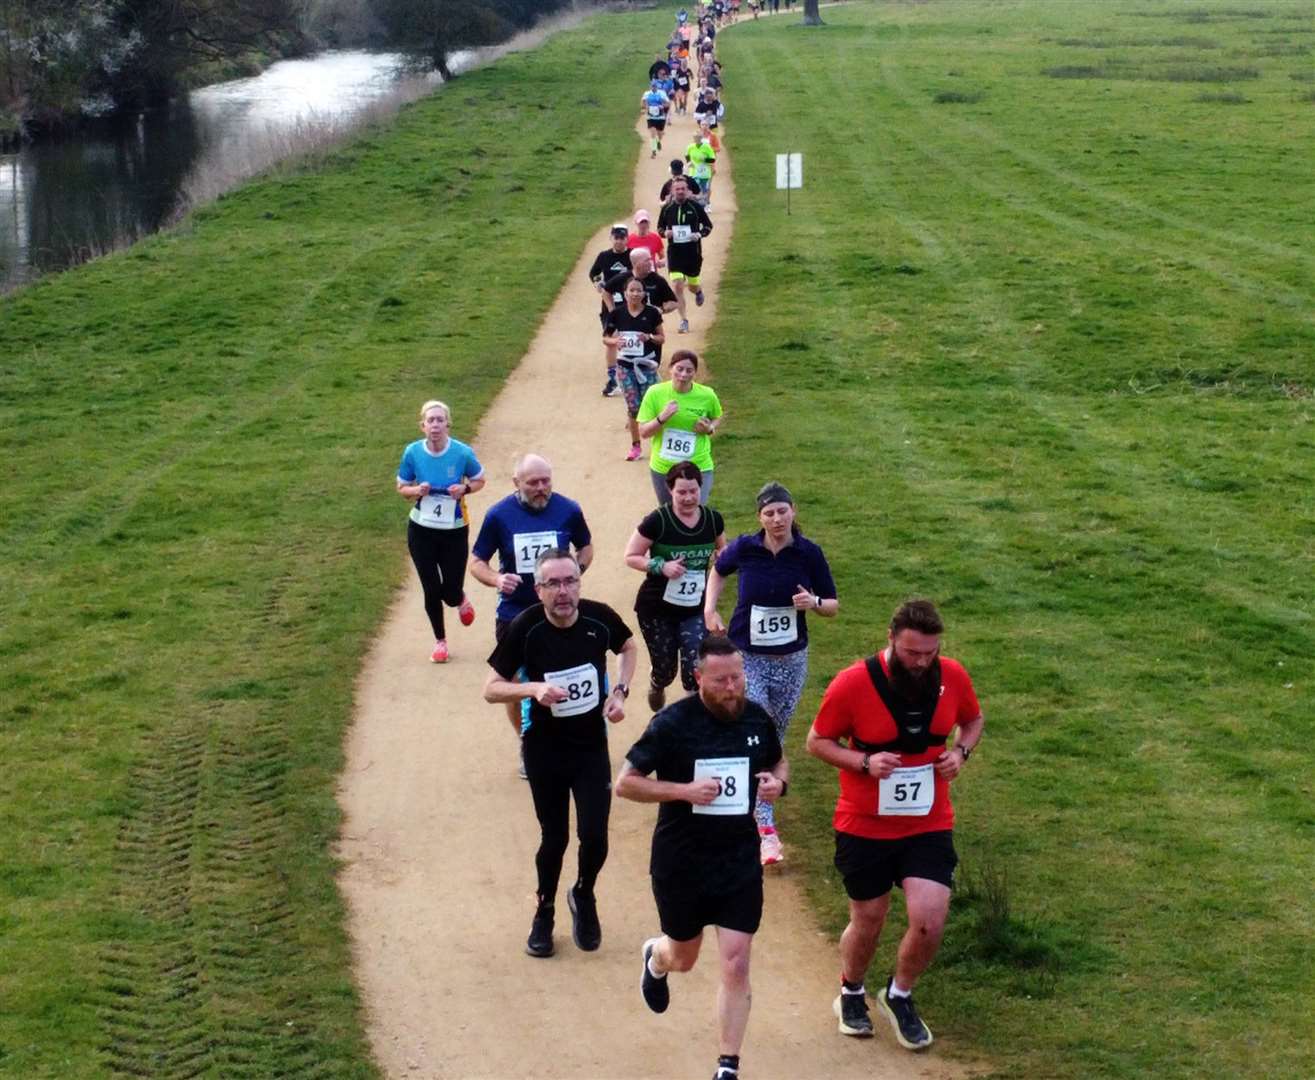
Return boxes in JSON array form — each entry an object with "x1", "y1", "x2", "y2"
[
  {"x1": 660, "y1": 175, "x2": 702, "y2": 201},
  {"x1": 657, "y1": 200, "x2": 713, "y2": 247},
  {"x1": 604, "y1": 303, "x2": 663, "y2": 367},
  {"x1": 488, "y1": 599, "x2": 633, "y2": 749},
  {"x1": 634, "y1": 505, "x2": 725, "y2": 618},
  {"x1": 603, "y1": 269, "x2": 678, "y2": 312},
  {"x1": 625, "y1": 694, "x2": 782, "y2": 883},
  {"x1": 674, "y1": 71, "x2": 691, "y2": 91},
  {"x1": 589, "y1": 248, "x2": 633, "y2": 309}
]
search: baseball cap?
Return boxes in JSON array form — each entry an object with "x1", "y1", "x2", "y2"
[
  {"x1": 610, "y1": 223, "x2": 628, "y2": 236},
  {"x1": 634, "y1": 209, "x2": 651, "y2": 224}
]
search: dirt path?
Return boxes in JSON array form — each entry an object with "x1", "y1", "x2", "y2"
[{"x1": 337, "y1": 60, "x2": 972, "y2": 1080}]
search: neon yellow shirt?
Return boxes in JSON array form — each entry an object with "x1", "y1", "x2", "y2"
[
  {"x1": 637, "y1": 380, "x2": 723, "y2": 473},
  {"x1": 685, "y1": 141, "x2": 716, "y2": 181}
]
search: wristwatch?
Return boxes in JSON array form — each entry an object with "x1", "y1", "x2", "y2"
[
  {"x1": 958, "y1": 743, "x2": 973, "y2": 762},
  {"x1": 860, "y1": 752, "x2": 871, "y2": 775},
  {"x1": 614, "y1": 683, "x2": 630, "y2": 699}
]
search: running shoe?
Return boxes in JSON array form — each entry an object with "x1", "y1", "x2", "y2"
[
  {"x1": 458, "y1": 596, "x2": 476, "y2": 627},
  {"x1": 626, "y1": 443, "x2": 643, "y2": 462},
  {"x1": 712, "y1": 1067, "x2": 738, "y2": 1080},
  {"x1": 647, "y1": 683, "x2": 666, "y2": 712},
  {"x1": 602, "y1": 377, "x2": 619, "y2": 397},
  {"x1": 526, "y1": 901, "x2": 555, "y2": 958},
  {"x1": 678, "y1": 318, "x2": 690, "y2": 334},
  {"x1": 694, "y1": 287, "x2": 706, "y2": 307},
  {"x1": 640, "y1": 938, "x2": 670, "y2": 1013},
  {"x1": 759, "y1": 827, "x2": 783, "y2": 866},
  {"x1": 568, "y1": 885, "x2": 602, "y2": 951},
  {"x1": 834, "y1": 991, "x2": 874, "y2": 1037},
  {"x1": 430, "y1": 640, "x2": 449, "y2": 664},
  {"x1": 877, "y1": 978, "x2": 933, "y2": 1050}
]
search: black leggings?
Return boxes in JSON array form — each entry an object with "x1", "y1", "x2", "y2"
[
  {"x1": 523, "y1": 738, "x2": 612, "y2": 902},
  {"x1": 406, "y1": 521, "x2": 469, "y2": 640}
]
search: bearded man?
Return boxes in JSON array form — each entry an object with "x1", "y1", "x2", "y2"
[
  {"x1": 805, "y1": 598, "x2": 985, "y2": 1053},
  {"x1": 616, "y1": 634, "x2": 789, "y2": 1080}
]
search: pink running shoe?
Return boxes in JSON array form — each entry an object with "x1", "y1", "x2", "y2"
[
  {"x1": 759, "y1": 827, "x2": 783, "y2": 866},
  {"x1": 430, "y1": 640, "x2": 450, "y2": 664},
  {"x1": 626, "y1": 443, "x2": 643, "y2": 462},
  {"x1": 458, "y1": 595, "x2": 476, "y2": 626}
]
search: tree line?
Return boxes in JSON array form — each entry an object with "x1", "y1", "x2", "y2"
[{"x1": 0, "y1": 0, "x2": 577, "y2": 139}]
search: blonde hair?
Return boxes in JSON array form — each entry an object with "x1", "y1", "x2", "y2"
[{"x1": 419, "y1": 399, "x2": 450, "y2": 423}]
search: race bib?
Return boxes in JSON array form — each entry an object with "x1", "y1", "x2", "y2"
[
  {"x1": 749, "y1": 605, "x2": 797, "y2": 647},
  {"x1": 416, "y1": 493, "x2": 457, "y2": 528},
  {"x1": 672, "y1": 224, "x2": 694, "y2": 244},
  {"x1": 618, "y1": 330, "x2": 646, "y2": 358},
  {"x1": 691, "y1": 756, "x2": 749, "y2": 816},
  {"x1": 544, "y1": 662, "x2": 600, "y2": 718},
  {"x1": 663, "y1": 568, "x2": 706, "y2": 607},
  {"x1": 877, "y1": 764, "x2": 934, "y2": 817},
  {"x1": 660, "y1": 427, "x2": 697, "y2": 461},
  {"x1": 648, "y1": 104, "x2": 665, "y2": 118},
  {"x1": 513, "y1": 530, "x2": 558, "y2": 575}
]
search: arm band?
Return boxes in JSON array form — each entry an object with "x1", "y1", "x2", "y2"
[{"x1": 647, "y1": 556, "x2": 667, "y2": 576}]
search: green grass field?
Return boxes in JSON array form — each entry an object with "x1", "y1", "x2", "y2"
[
  {"x1": 3, "y1": 1, "x2": 1313, "y2": 1076},
  {"x1": 0, "y1": 11, "x2": 667, "y2": 1076},
  {"x1": 711, "y1": 2, "x2": 1314, "y2": 1077}
]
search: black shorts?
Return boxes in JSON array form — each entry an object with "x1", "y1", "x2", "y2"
[
  {"x1": 648, "y1": 117, "x2": 667, "y2": 131},
  {"x1": 652, "y1": 868, "x2": 763, "y2": 941},
  {"x1": 834, "y1": 830, "x2": 957, "y2": 901}
]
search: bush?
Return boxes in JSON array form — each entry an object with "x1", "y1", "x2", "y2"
[
  {"x1": 933, "y1": 89, "x2": 984, "y2": 104},
  {"x1": 1193, "y1": 91, "x2": 1248, "y2": 103}
]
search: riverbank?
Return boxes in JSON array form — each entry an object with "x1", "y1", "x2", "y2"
[{"x1": 0, "y1": 9, "x2": 665, "y2": 1074}]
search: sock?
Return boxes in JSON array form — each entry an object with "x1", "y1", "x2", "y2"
[
  {"x1": 841, "y1": 978, "x2": 864, "y2": 995},
  {"x1": 647, "y1": 953, "x2": 666, "y2": 979},
  {"x1": 717, "y1": 1055, "x2": 739, "y2": 1075},
  {"x1": 888, "y1": 979, "x2": 911, "y2": 999}
]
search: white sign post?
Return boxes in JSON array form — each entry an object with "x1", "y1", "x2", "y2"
[{"x1": 775, "y1": 152, "x2": 803, "y2": 214}]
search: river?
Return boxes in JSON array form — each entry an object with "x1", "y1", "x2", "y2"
[{"x1": 0, "y1": 49, "x2": 472, "y2": 292}]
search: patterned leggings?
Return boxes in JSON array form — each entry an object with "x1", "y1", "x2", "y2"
[
  {"x1": 744, "y1": 647, "x2": 809, "y2": 830},
  {"x1": 638, "y1": 611, "x2": 708, "y2": 693}
]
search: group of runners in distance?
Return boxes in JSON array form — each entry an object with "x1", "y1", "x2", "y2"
[{"x1": 392, "y1": 5, "x2": 985, "y2": 1079}]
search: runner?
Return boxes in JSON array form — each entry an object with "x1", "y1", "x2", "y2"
[
  {"x1": 469, "y1": 452, "x2": 594, "y2": 771},
  {"x1": 622, "y1": 461, "x2": 726, "y2": 710},
  {"x1": 602, "y1": 248, "x2": 679, "y2": 323},
  {"x1": 395, "y1": 399, "x2": 486, "y2": 663},
  {"x1": 589, "y1": 223, "x2": 635, "y2": 398},
  {"x1": 648, "y1": 53, "x2": 671, "y2": 82},
  {"x1": 657, "y1": 175, "x2": 713, "y2": 335},
  {"x1": 704, "y1": 482, "x2": 838, "y2": 864},
  {"x1": 684, "y1": 128, "x2": 717, "y2": 211},
  {"x1": 641, "y1": 81, "x2": 673, "y2": 160},
  {"x1": 805, "y1": 599, "x2": 984, "y2": 1052},
  {"x1": 626, "y1": 209, "x2": 666, "y2": 269},
  {"x1": 636, "y1": 349, "x2": 722, "y2": 506},
  {"x1": 616, "y1": 635, "x2": 789, "y2": 1080},
  {"x1": 672, "y1": 58, "x2": 692, "y2": 115},
  {"x1": 603, "y1": 277, "x2": 666, "y2": 462},
  {"x1": 660, "y1": 159, "x2": 702, "y2": 204},
  {"x1": 483, "y1": 549, "x2": 638, "y2": 958},
  {"x1": 693, "y1": 87, "x2": 724, "y2": 134}
]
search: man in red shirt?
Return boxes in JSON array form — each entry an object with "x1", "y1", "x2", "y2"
[{"x1": 805, "y1": 599, "x2": 984, "y2": 1053}]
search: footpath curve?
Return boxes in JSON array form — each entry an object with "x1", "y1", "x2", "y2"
[{"x1": 337, "y1": 51, "x2": 971, "y2": 1080}]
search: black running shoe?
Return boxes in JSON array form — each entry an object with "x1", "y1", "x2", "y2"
[
  {"x1": 568, "y1": 885, "x2": 601, "y2": 951},
  {"x1": 602, "y1": 378, "x2": 619, "y2": 397},
  {"x1": 712, "y1": 1067, "x2": 738, "y2": 1079},
  {"x1": 640, "y1": 937, "x2": 670, "y2": 1013},
  {"x1": 525, "y1": 901, "x2": 555, "y2": 958},
  {"x1": 833, "y1": 991, "x2": 874, "y2": 1037},
  {"x1": 877, "y1": 978, "x2": 933, "y2": 1050},
  {"x1": 647, "y1": 682, "x2": 666, "y2": 712}
]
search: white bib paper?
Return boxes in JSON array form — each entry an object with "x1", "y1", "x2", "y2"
[
  {"x1": 416, "y1": 493, "x2": 457, "y2": 528},
  {"x1": 648, "y1": 104, "x2": 665, "y2": 118},
  {"x1": 544, "y1": 662, "x2": 600, "y2": 718},
  {"x1": 877, "y1": 764, "x2": 934, "y2": 817},
  {"x1": 672, "y1": 223, "x2": 694, "y2": 244},
  {"x1": 749, "y1": 605, "x2": 797, "y2": 647},
  {"x1": 513, "y1": 530, "x2": 558, "y2": 575},
  {"x1": 691, "y1": 756, "x2": 750, "y2": 816},
  {"x1": 660, "y1": 427, "x2": 697, "y2": 461},
  {"x1": 663, "y1": 568, "x2": 706, "y2": 607},
  {"x1": 618, "y1": 330, "x2": 646, "y2": 358}
]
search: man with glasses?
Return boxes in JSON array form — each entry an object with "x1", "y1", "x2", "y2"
[
  {"x1": 805, "y1": 598, "x2": 984, "y2": 1052},
  {"x1": 483, "y1": 549, "x2": 638, "y2": 959}
]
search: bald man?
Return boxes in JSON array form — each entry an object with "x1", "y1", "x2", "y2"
[{"x1": 471, "y1": 454, "x2": 595, "y2": 769}]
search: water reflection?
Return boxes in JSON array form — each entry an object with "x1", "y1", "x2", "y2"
[{"x1": 0, "y1": 50, "x2": 464, "y2": 291}]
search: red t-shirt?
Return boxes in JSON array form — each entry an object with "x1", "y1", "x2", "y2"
[
  {"x1": 627, "y1": 232, "x2": 665, "y2": 262},
  {"x1": 812, "y1": 654, "x2": 981, "y2": 840}
]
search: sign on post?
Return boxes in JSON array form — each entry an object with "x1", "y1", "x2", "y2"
[{"x1": 775, "y1": 152, "x2": 803, "y2": 214}]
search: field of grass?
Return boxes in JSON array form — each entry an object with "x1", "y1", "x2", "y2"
[
  {"x1": 710, "y1": 1, "x2": 1313, "y2": 1077},
  {"x1": 0, "y1": 10, "x2": 669, "y2": 1076}
]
